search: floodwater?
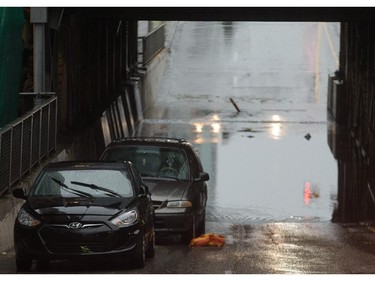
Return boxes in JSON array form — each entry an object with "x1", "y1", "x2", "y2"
[{"x1": 137, "y1": 21, "x2": 341, "y2": 224}]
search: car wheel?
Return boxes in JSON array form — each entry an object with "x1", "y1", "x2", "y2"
[
  {"x1": 16, "y1": 256, "x2": 32, "y2": 272},
  {"x1": 36, "y1": 258, "x2": 51, "y2": 271},
  {"x1": 132, "y1": 232, "x2": 146, "y2": 268},
  {"x1": 181, "y1": 216, "x2": 196, "y2": 244},
  {"x1": 145, "y1": 227, "x2": 156, "y2": 259}
]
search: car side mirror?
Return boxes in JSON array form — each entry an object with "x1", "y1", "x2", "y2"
[
  {"x1": 138, "y1": 185, "x2": 151, "y2": 197},
  {"x1": 194, "y1": 172, "x2": 209, "y2": 182},
  {"x1": 145, "y1": 185, "x2": 151, "y2": 195},
  {"x1": 143, "y1": 185, "x2": 151, "y2": 195},
  {"x1": 12, "y1": 188, "x2": 27, "y2": 200}
]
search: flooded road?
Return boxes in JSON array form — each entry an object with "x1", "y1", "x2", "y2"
[
  {"x1": 138, "y1": 21, "x2": 341, "y2": 224},
  {"x1": 4, "y1": 21, "x2": 375, "y2": 275}
]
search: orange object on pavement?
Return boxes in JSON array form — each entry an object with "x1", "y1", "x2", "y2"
[{"x1": 189, "y1": 233, "x2": 225, "y2": 247}]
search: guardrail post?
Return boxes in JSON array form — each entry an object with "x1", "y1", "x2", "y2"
[
  {"x1": 38, "y1": 107, "x2": 42, "y2": 163},
  {"x1": 55, "y1": 99, "x2": 58, "y2": 151},
  {"x1": 19, "y1": 120, "x2": 24, "y2": 181},
  {"x1": 8, "y1": 127, "x2": 13, "y2": 191},
  {"x1": 47, "y1": 103, "x2": 50, "y2": 156}
]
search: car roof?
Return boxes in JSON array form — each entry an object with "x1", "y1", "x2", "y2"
[
  {"x1": 43, "y1": 161, "x2": 132, "y2": 170},
  {"x1": 106, "y1": 137, "x2": 191, "y2": 149}
]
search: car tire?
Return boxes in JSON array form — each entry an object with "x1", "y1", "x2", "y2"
[
  {"x1": 145, "y1": 227, "x2": 156, "y2": 259},
  {"x1": 196, "y1": 211, "x2": 206, "y2": 236},
  {"x1": 16, "y1": 256, "x2": 32, "y2": 272},
  {"x1": 36, "y1": 258, "x2": 51, "y2": 271},
  {"x1": 132, "y1": 232, "x2": 146, "y2": 268},
  {"x1": 181, "y1": 216, "x2": 196, "y2": 244}
]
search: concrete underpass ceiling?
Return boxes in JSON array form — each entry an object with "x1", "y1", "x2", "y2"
[{"x1": 64, "y1": 7, "x2": 375, "y2": 22}]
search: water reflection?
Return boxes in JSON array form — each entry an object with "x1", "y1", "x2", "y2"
[
  {"x1": 304, "y1": 181, "x2": 311, "y2": 205},
  {"x1": 213, "y1": 124, "x2": 337, "y2": 223},
  {"x1": 270, "y1": 115, "x2": 283, "y2": 140},
  {"x1": 193, "y1": 115, "x2": 375, "y2": 224},
  {"x1": 139, "y1": 116, "x2": 338, "y2": 224}
]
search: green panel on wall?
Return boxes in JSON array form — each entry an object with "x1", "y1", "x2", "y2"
[{"x1": 0, "y1": 7, "x2": 25, "y2": 127}]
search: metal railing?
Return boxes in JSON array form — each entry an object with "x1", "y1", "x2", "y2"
[
  {"x1": 139, "y1": 24, "x2": 165, "y2": 66},
  {"x1": 0, "y1": 96, "x2": 57, "y2": 195}
]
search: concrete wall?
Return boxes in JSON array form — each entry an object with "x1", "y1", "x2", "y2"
[{"x1": 139, "y1": 21, "x2": 177, "y2": 114}]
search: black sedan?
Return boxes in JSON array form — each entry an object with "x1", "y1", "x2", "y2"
[
  {"x1": 100, "y1": 137, "x2": 209, "y2": 244},
  {"x1": 12, "y1": 161, "x2": 155, "y2": 272}
]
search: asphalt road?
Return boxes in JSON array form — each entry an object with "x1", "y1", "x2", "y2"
[{"x1": 3, "y1": 21, "x2": 375, "y2": 274}]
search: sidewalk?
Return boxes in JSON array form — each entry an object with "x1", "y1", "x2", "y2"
[
  {"x1": 0, "y1": 248, "x2": 15, "y2": 273},
  {"x1": 0, "y1": 138, "x2": 81, "y2": 254}
]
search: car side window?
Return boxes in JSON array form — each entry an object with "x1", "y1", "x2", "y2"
[
  {"x1": 194, "y1": 150, "x2": 204, "y2": 173},
  {"x1": 185, "y1": 147, "x2": 200, "y2": 178}
]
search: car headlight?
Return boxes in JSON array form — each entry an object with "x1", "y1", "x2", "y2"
[
  {"x1": 17, "y1": 208, "x2": 41, "y2": 227},
  {"x1": 110, "y1": 210, "x2": 138, "y2": 228},
  {"x1": 166, "y1": 200, "x2": 192, "y2": 208}
]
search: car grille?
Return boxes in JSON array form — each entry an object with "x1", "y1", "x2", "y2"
[
  {"x1": 46, "y1": 242, "x2": 107, "y2": 254},
  {"x1": 39, "y1": 223, "x2": 112, "y2": 254}
]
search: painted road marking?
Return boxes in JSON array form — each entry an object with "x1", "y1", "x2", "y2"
[
  {"x1": 315, "y1": 22, "x2": 322, "y2": 101},
  {"x1": 323, "y1": 22, "x2": 339, "y2": 68}
]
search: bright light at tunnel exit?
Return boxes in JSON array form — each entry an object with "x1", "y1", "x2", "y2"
[{"x1": 194, "y1": 123, "x2": 204, "y2": 133}]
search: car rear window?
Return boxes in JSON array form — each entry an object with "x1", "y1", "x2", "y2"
[{"x1": 103, "y1": 146, "x2": 189, "y2": 180}]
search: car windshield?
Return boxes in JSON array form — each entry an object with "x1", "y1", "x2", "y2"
[
  {"x1": 104, "y1": 146, "x2": 189, "y2": 180},
  {"x1": 30, "y1": 168, "x2": 134, "y2": 198}
]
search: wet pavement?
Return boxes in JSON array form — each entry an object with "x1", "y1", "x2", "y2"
[{"x1": 3, "y1": 221, "x2": 375, "y2": 274}]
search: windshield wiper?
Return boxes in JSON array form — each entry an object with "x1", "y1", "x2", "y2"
[
  {"x1": 157, "y1": 175, "x2": 180, "y2": 181},
  {"x1": 141, "y1": 173, "x2": 180, "y2": 181},
  {"x1": 51, "y1": 177, "x2": 93, "y2": 199},
  {"x1": 71, "y1": 181, "x2": 122, "y2": 198},
  {"x1": 141, "y1": 172, "x2": 156, "y2": 177}
]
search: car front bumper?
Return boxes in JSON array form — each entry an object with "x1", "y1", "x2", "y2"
[
  {"x1": 154, "y1": 211, "x2": 194, "y2": 234},
  {"x1": 14, "y1": 221, "x2": 142, "y2": 260}
]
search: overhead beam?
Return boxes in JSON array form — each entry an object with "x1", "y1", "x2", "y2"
[{"x1": 64, "y1": 7, "x2": 375, "y2": 22}]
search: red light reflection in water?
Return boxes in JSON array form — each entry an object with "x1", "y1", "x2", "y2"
[{"x1": 304, "y1": 182, "x2": 311, "y2": 205}]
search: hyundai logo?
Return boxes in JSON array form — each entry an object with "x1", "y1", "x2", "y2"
[{"x1": 68, "y1": 222, "x2": 83, "y2": 229}]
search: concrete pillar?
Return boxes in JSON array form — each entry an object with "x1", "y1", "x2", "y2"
[{"x1": 30, "y1": 8, "x2": 47, "y2": 96}]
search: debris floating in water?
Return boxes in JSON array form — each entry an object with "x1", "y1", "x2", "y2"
[
  {"x1": 230, "y1": 98, "x2": 241, "y2": 113},
  {"x1": 304, "y1": 133, "x2": 311, "y2": 140}
]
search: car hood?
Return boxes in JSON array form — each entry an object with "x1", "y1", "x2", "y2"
[
  {"x1": 28, "y1": 197, "x2": 132, "y2": 217},
  {"x1": 144, "y1": 179, "x2": 190, "y2": 202}
]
